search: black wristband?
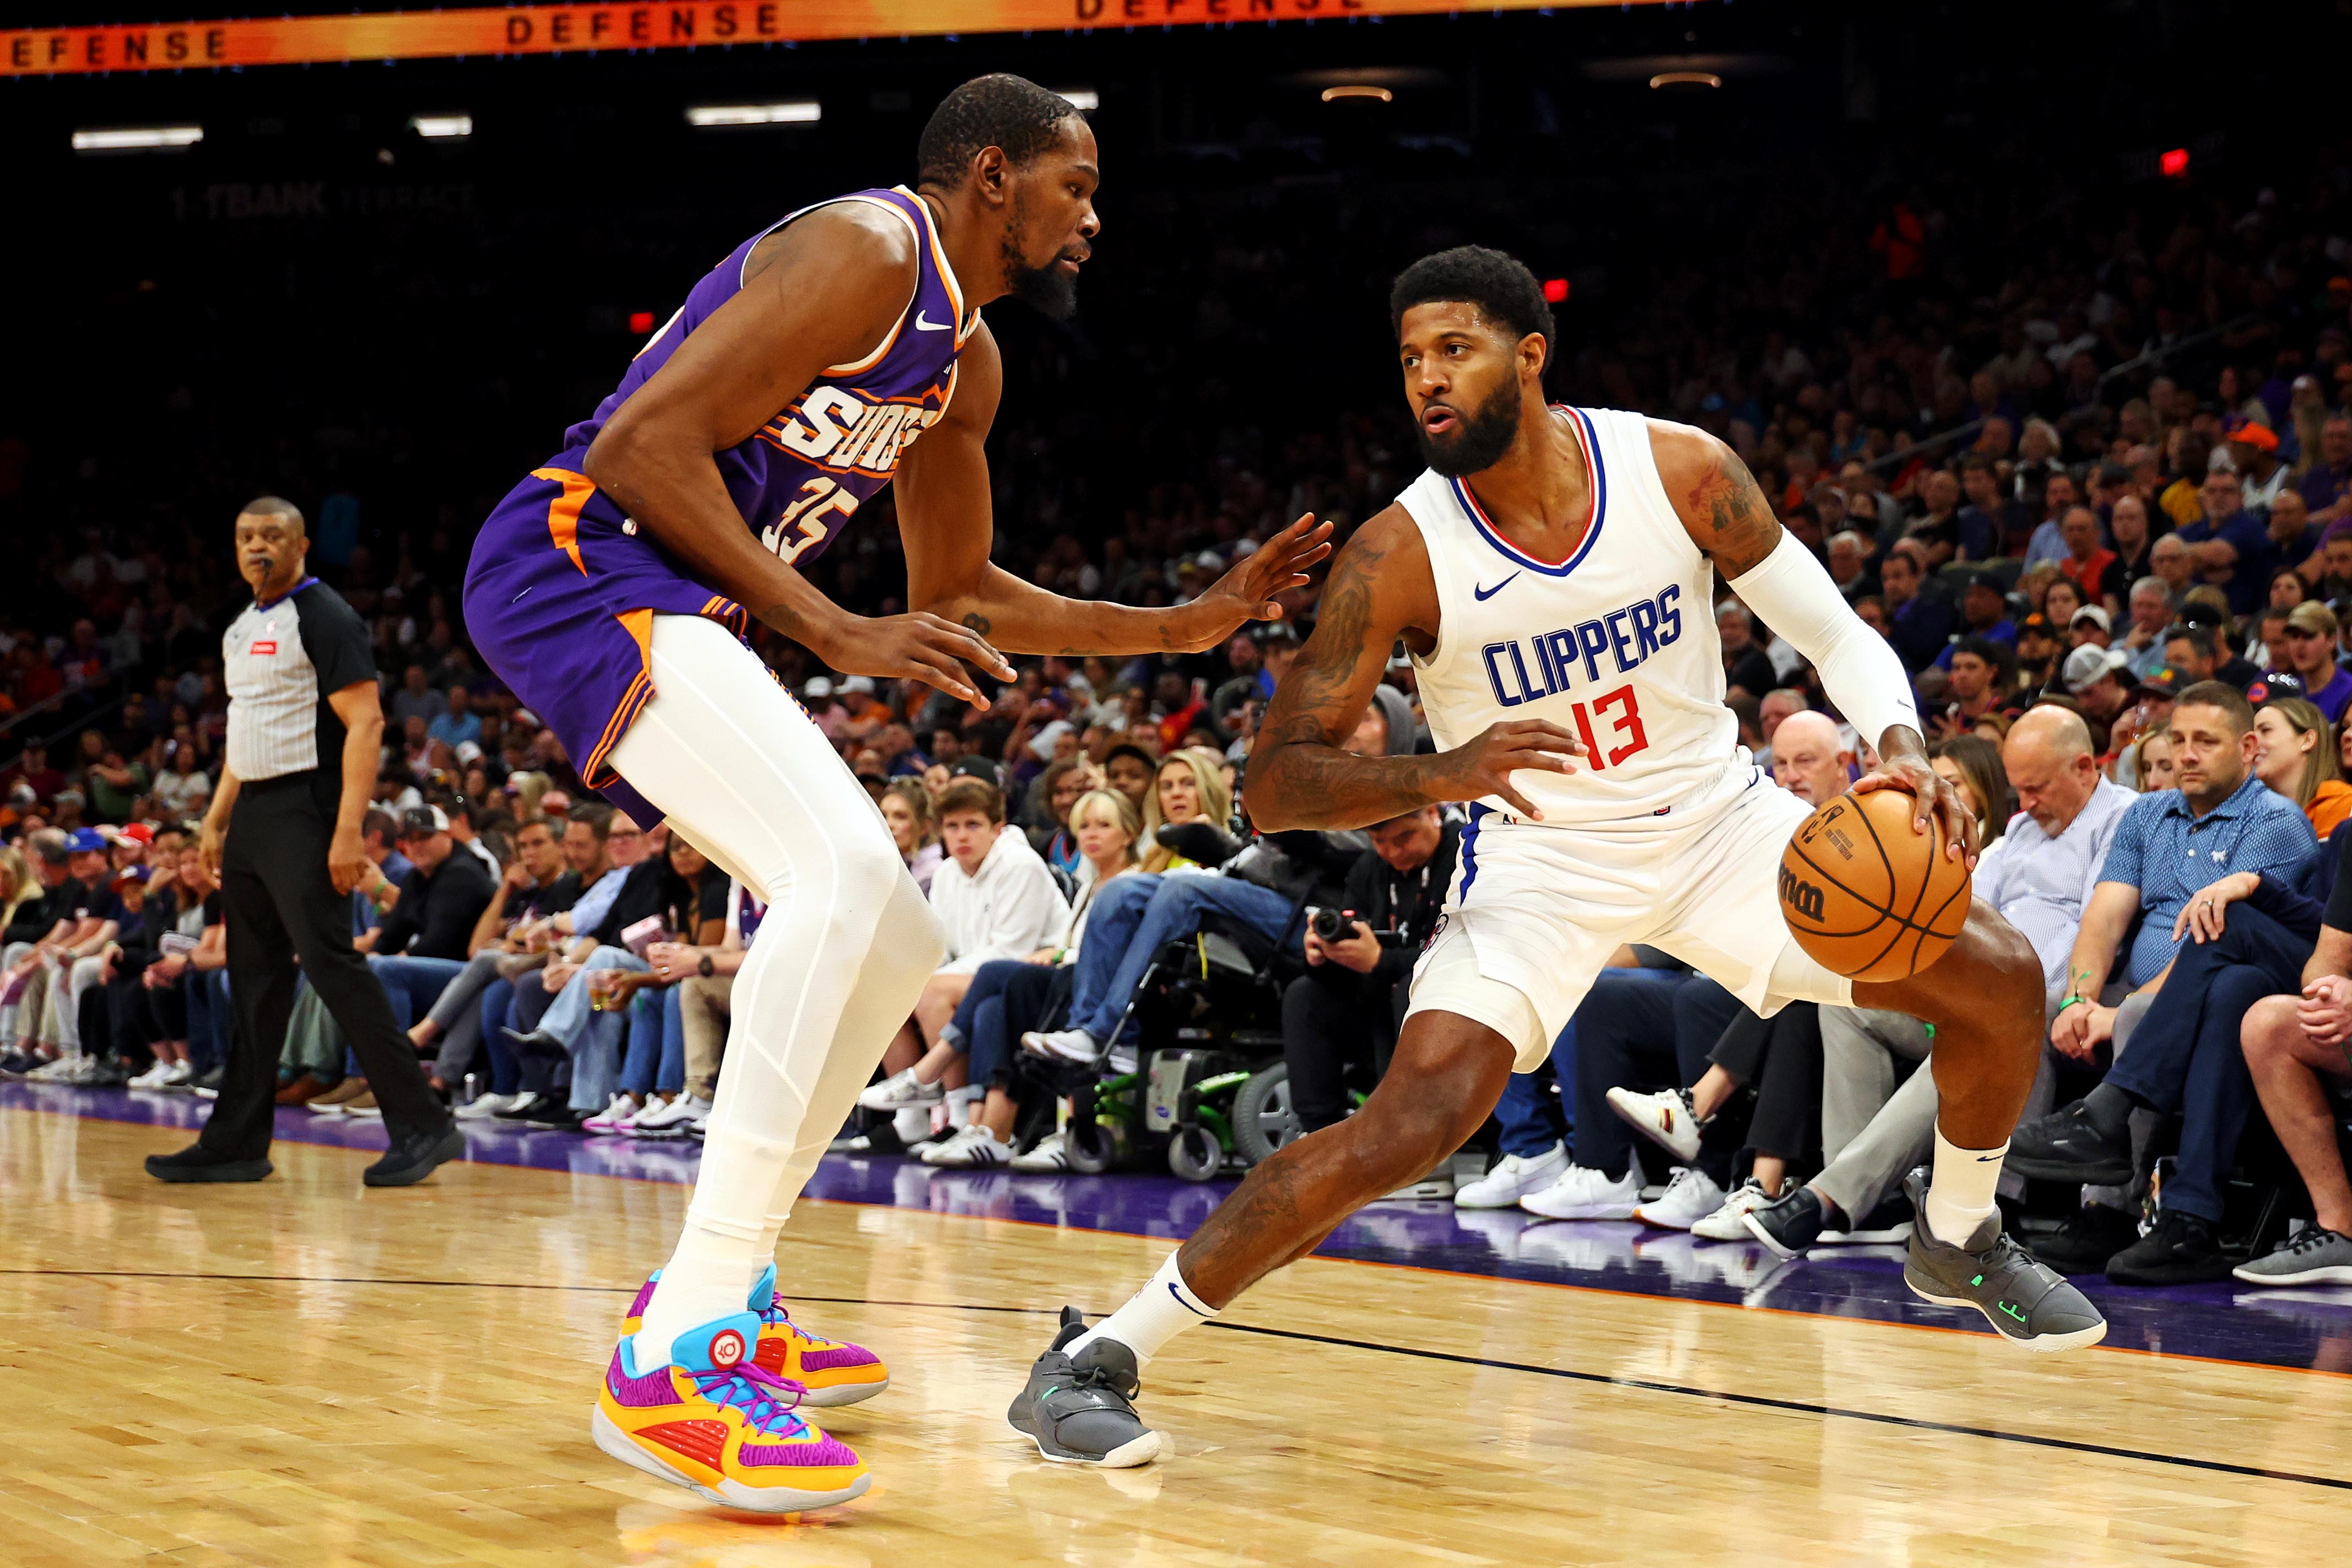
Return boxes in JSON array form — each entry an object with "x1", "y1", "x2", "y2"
[{"x1": 698, "y1": 954, "x2": 715, "y2": 978}]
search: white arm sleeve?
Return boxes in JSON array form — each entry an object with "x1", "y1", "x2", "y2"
[{"x1": 1726, "y1": 531, "x2": 1921, "y2": 754}]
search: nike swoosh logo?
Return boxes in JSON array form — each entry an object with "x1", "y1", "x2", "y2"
[
  {"x1": 914, "y1": 311, "x2": 951, "y2": 332},
  {"x1": 1473, "y1": 572, "x2": 1521, "y2": 601}
]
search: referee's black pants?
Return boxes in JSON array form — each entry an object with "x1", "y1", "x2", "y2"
[{"x1": 200, "y1": 775, "x2": 446, "y2": 1160}]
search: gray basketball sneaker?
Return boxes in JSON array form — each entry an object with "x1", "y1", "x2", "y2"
[
  {"x1": 1900, "y1": 1170, "x2": 2108, "y2": 1353},
  {"x1": 1008, "y1": 1307, "x2": 1163, "y2": 1467}
]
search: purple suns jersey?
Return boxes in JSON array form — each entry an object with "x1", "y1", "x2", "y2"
[{"x1": 549, "y1": 184, "x2": 979, "y2": 568}]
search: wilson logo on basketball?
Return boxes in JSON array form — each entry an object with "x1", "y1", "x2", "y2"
[
  {"x1": 1777, "y1": 864, "x2": 1826, "y2": 922},
  {"x1": 711, "y1": 1329, "x2": 745, "y2": 1367}
]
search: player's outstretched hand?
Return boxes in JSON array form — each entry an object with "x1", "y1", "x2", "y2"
[
  {"x1": 1852, "y1": 746, "x2": 1978, "y2": 870},
  {"x1": 1182, "y1": 513, "x2": 1335, "y2": 650},
  {"x1": 1441, "y1": 720, "x2": 1585, "y2": 820},
  {"x1": 830, "y1": 611, "x2": 1017, "y2": 712}
]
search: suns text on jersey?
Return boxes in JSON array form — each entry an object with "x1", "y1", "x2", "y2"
[
  {"x1": 759, "y1": 383, "x2": 944, "y2": 478},
  {"x1": 1479, "y1": 584, "x2": 1684, "y2": 707}
]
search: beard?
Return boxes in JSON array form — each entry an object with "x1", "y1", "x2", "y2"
[
  {"x1": 1002, "y1": 196, "x2": 1079, "y2": 322},
  {"x1": 1416, "y1": 384, "x2": 1523, "y2": 477}
]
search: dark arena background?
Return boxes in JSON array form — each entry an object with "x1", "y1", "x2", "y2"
[{"x1": 6, "y1": 3, "x2": 2352, "y2": 1565}]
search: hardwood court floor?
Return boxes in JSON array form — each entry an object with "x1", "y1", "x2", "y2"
[{"x1": 4, "y1": 1107, "x2": 2350, "y2": 1567}]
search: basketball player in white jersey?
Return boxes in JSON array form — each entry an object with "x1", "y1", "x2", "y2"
[{"x1": 1009, "y1": 246, "x2": 2105, "y2": 1468}]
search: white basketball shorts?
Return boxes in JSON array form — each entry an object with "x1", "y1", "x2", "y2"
[{"x1": 1407, "y1": 768, "x2": 1856, "y2": 1071}]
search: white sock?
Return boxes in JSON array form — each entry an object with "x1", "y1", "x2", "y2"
[
  {"x1": 893, "y1": 1104, "x2": 933, "y2": 1142},
  {"x1": 1069, "y1": 1251, "x2": 1218, "y2": 1367},
  {"x1": 1924, "y1": 1128, "x2": 2007, "y2": 1246}
]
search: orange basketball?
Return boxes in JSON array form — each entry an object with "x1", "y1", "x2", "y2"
[{"x1": 1777, "y1": 788, "x2": 1972, "y2": 982}]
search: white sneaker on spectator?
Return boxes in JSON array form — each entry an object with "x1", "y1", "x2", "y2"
[
  {"x1": 627, "y1": 1092, "x2": 712, "y2": 1140},
  {"x1": 25, "y1": 1055, "x2": 78, "y2": 1083},
  {"x1": 921, "y1": 1123, "x2": 1010, "y2": 1167},
  {"x1": 157, "y1": 1062, "x2": 193, "y2": 1089},
  {"x1": 581, "y1": 1093, "x2": 643, "y2": 1135},
  {"x1": 857, "y1": 1067, "x2": 944, "y2": 1112},
  {"x1": 1605, "y1": 1085, "x2": 1706, "y2": 1163},
  {"x1": 454, "y1": 1091, "x2": 518, "y2": 1121},
  {"x1": 1633, "y1": 1166, "x2": 1727, "y2": 1231},
  {"x1": 127, "y1": 1062, "x2": 174, "y2": 1090},
  {"x1": 1010, "y1": 1131, "x2": 1072, "y2": 1172},
  {"x1": 615, "y1": 1093, "x2": 669, "y2": 1132},
  {"x1": 1691, "y1": 1177, "x2": 1778, "y2": 1241},
  {"x1": 1021, "y1": 1027, "x2": 1098, "y2": 1064},
  {"x1": 1518, "y1": 1163, "x2": 1642, "y2": 1220},
  {"x1": 1455, "y1": 1142, "x2": 1568, "y2": 1209}
]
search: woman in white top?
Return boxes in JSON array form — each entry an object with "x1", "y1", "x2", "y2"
[{"x1": 860, "y1": 788, "x2": 1142, "y2": 1167}]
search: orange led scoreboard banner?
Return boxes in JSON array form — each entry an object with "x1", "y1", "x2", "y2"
[{"x1": 4, "y1": 1, "x2": 1662, "y2": 78}]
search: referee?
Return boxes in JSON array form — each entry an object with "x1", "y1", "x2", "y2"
[{"x1": 145, "y1": 497, "x2": 463, "y2": 1187}]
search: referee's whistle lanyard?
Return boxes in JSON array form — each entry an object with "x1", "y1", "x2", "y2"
[{"x1": 252, "y1": 575, "x2": 320, "y2": 610}]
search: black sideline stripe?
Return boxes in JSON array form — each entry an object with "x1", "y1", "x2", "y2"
[{"x1": 8, "y1": 1267, "x2": 2347, "y2": 1493}]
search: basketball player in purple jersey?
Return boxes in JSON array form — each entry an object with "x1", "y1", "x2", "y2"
[
  {"x1": 463, "y1": 76, "x2": 1328, "y2": 1511},
  {"x1": 1008, "y1": 248, "x2": 2105, "y2": 1470}
]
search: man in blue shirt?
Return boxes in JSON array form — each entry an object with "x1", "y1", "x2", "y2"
[
  {"x1": 2176, "y1": 466, "x2": 2273, "y2": 617},
  {"x1": 2012, "y1": 681, "x2": 2316, "y2": 1280},
  {"x1": 2270, "y1": 600, "x2": 2352, "y2": 724},
  {"x1": 425, "y1": 685, "x2": 482, "y2": 751}
]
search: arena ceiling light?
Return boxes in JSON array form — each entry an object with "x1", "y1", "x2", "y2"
[
  {"x1": 1648, "y1": 72, "x2": 1722, "y2": 90},
  {"x1": 409, "y1": 114, "x2": 473, "y2": 139},
  {"x1": 1057, "y1": 88, "x2": 1100, "y2": 111},
  {"x1": 1320, "y1": 85, "x2": 1394, "y2": 104},
  {"x1": 686, "y1": 101, "x2": 820, "y2": 128},
  {"x1": 72, "y1": 124, "x2": 202, "y2": 153}
]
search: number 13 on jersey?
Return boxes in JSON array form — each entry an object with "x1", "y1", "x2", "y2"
[
  {"x1": 1568, "y1": 684, "x2": 1650, "y2": 770},
  {"x1": 761, "y1": 476, "x2": 860, "y2": 565}
]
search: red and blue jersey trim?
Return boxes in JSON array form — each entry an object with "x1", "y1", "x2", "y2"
[{"x1": 1449, "y1": 404, "x2": 1608, "y2": 577}]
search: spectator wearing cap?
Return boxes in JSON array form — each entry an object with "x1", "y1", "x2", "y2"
[
  {"x1": 2177, "y1": 467, "x2": 2270, "y2": 616},
  {"x1": 2068, "y1": 604, "x2": 2113, "y2": 652},
  {"x1": 1933, "y1": 572, "x2": 2016, "y2": 670},
  {"x1": 2270, "y1": 601, "x2": 2352, "y2": 723},
  {"x1": 2012, "y1": 614, "x2": 2063, "y2": 700},
  {"x1": 148, "y1": 496, "x2": 459, "y2": 1188},
  {"x1": 359, "y1": 801, "x2": 500, "y2": 1027},
  {"x1": 1931, "y1": 636, "x2": 2018, "y2": 740},
  {"x1": 2059, "y1": 645, "x2": 2133, "y2": 754},
  {"x1": 2224, "y1": 417, "x2": 2289, "y2": 516}
]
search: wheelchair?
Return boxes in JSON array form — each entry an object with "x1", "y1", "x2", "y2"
[{"x1": 1037, "y1": 910, "x2": 1295, "y2": 1182}]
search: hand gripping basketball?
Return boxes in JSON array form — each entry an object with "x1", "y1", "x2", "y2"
[{"x1": 1778, "y1": 787, "x2": 1973, "y2": 982}]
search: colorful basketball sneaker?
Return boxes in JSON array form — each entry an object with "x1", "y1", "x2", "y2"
[
  {"x1": 592, "y1": 1311, "x2": 869, "y2": 1512},
  {"x1": 623, "y1": 1264, "x2": 890, "y2": 1408}
]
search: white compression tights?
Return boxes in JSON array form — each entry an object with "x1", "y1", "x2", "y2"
[{"x1": 609, "y1": 613, "x2": 945, "y2": 1366}]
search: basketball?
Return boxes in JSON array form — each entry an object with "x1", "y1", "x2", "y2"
[{"x1": 1778, "y1": 788, "x2": 1972, "y2": 982}]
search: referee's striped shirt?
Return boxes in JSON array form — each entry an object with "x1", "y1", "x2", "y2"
[{"x1": 223, "y1": 576, "x2": 377, "y2": 809}]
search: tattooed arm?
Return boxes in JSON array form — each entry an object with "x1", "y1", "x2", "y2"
[
  {"x1": 1246, "y1": 507, "x2": 1584, "y2": 832},
  {"x1": 1650, "y1": 421, "x2": 1971, "y2": 861},
  {"x1": 896, "y1": 323, "x2": 1331, "y2": 655}
]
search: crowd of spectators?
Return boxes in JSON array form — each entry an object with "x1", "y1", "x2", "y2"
[{"x1": 6, "y1": 129, "x2": 2352, "y2": 1291}]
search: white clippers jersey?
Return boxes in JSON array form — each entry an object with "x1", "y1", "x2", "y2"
[{"x1": 1402, "y1": 405, "x2": 1745, "y2": 829}]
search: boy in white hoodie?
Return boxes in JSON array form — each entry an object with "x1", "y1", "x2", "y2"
[{"x1": 862, "y1": 777, "x2": 1069, "y2": 1133}]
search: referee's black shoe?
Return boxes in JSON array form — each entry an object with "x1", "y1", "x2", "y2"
[
  {"x1": 365, "y1": 1122, "x2": 466, "y2": 1187},
  {"x1": 146, "y1": 1143, "x2": 273, "y2": 1183}
]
